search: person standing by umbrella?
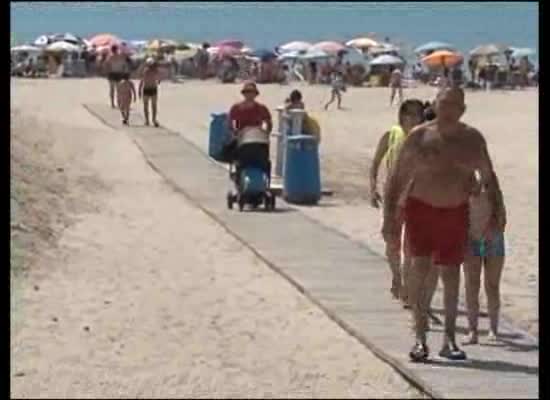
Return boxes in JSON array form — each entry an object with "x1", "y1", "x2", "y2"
[{"x1": 104, "y1": 44, "x2": 130, "y2": 108}]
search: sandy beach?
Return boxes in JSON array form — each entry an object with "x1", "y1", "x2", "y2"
[{"x1": 11, "y1": 77, "x2": 537, "y2": 397}]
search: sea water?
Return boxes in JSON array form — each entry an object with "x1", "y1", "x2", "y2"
[{"x1": 11, "y1": 2, "x2": 538, "y2": 63}]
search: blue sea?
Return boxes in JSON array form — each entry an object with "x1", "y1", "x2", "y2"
[{"x1": 11, "y1": 2, "x2": 538, "y2": 61}]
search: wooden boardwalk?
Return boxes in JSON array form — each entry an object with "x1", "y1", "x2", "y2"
[{"x1": 85, "y1": 104, "x2": 539, "y2": 399}]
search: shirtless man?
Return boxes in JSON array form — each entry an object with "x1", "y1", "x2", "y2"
[
  {"x1": 104, "y1": 45, "x2": 129, "y2": 108},
  {"x1": 382, "y1": 87, "x2": 506, "y2": 362},
  {"x1": 389, "y1": 67, "x2": 403, "y2": 106},
  {"x1": 138, "y1": 58, "x2": 161, "y2": 127}
]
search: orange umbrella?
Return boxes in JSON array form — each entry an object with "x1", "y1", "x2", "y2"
[
  {"x1": 422, "y1": 50, "x2": 463, "y2": 68},
  {"x1": 89, "y1": 33, "x2": 121, "y2": 48}
]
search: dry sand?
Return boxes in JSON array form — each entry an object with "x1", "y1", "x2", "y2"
[
  {"x1": 11, "y1": 77, "x2": 537, "y2": 397},
  {"x1": 11, "y1": 78, "x2": 423, "y2": 398}
]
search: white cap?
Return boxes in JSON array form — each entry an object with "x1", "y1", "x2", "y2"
[{"x1": 146, "y1": 57, "x2": 155, "y2": 65}]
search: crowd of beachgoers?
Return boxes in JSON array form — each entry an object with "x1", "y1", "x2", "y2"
[{"x1": 11, "y1": 32, "x2": 538, "y2": 90}]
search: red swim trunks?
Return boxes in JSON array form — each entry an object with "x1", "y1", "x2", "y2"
[{"x1": 404, "y1": 197, "x2": 468, "y2": 265}]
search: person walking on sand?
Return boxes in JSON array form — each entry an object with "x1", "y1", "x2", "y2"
[
  {"x1": 389, "y1": 67, "x2": 404, "y2": 106},
  {"x1": 463, "y1": 170, "x2": 507, "y2": 344},
  {"x1": 117, "y1": 73, "x2": 137, "y2": 125},
  {"x1": 370, "y1": 99, "x2": 431, "y2": 307},
  {"x1": 139, "y1": 58, "x2": 161, "y2": 127},
  {"x1": 383, "y1": 87, "x2": 506, "y2": 362},
  {"x1": 104, "y1": 44, "x2": 129, "y2": 109},
  {"x1": 324, "y1": 71, "x2": 346, "y2": 110}
]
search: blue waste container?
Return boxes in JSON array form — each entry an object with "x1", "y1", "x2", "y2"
[
  {"x1": 283, "y1": 135, "x2": 321, "y2": 204},
  {"x1": 208, "y1": 112, "x2": 230, "y2": 161}
]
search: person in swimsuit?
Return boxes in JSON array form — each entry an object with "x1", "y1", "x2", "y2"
[
  {"x1": 104, "y1": 45, "x2": 129, "y2": 108},
  {"x1": 116, "y1": 73, "x2": 137, "y2": 125},
  {"x1": 383, "y1": 87, "x2": 505, "y2": 362},
  {"x1": 389, "y1": 67, "x2": 404, "y2": 106},
  {"x1": 370, "y1": 99, "x2": 429, "y2": 307},
  {"x1": 463, "y1": 170, "x2": 506, "y2": 344},
  {"x1": 138, "y1": 58, "x2": 161, "y2": 127},
  {"x1": 324, "y1": 71, "x2": 345, "y2": 110}
]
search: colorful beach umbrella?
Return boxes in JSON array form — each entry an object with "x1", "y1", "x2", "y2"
[
  {"x1": 422, "y1": 50, "x2": 463, "y2": 67},
  {"x1": 346, "y1": 37, "x2": 379, "y2": 50},
  {"x1": 209, "y1": 45, "x2": 241, "y2": 59},
  {"x1": 414, "y1": 41, "x2": 455, "y2": 54},
  {"x1": 369, "y1": 54, "x2": 405, "y2": 66},
  {"x1": 278, "y1": 41, "x2": 312, "y2": 53},
  {"x1": 214, "y1": 39, "x2": 244, "y2": 49},
  {"x1": 311, "y1": 41, "x2": 347, "y2": 55},
  {"x1": 89, "y1": 33, "x2": 121, "y2": 48},
  {"x1": 469, "y1": 44, "x2": 501, "y2": 58}
]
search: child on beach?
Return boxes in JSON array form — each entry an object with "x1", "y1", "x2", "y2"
[
  {"x1": 324, "y1": 71, "x2": 346, "y2": 110},
  {"x1": 139, "y1": 57, "x2": 161, "y2": 127},
  {"x1": 369, "y1": 99, "x2": 428, "y2": 305},
  {"x1": 463, "y1": 170, "x2": 507, "y2": 344},
  {"x1": 117, "y1": 73, "x2": 137, "y2": 125}
]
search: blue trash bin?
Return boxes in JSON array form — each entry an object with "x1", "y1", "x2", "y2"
[
  {"x1": 208, "y1": 112, "x2": 230, "y2": 161},
  {"x1": 283, "y1": 135, "x2": 321, "y2": 204}
]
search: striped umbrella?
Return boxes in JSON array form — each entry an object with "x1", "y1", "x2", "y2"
[
  {"x1": 414, "y1": 41, "x2": 455, "y2": 55},
  {"x1": 214, "y1": 39, "x2": 244, "y2": 49},
  {"x1": 89, "y1": 33, "x2": 121, "y2": 48}
]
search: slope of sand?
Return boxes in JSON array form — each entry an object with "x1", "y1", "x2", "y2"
[
  {"x1": 152, "y1": 79, "x2": 539, "y2": 338},
  {"x1": 11, "y1": 78, "x2": 422, "y2": 398}
]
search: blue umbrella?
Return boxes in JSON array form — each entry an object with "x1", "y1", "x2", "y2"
[
  {"x1": 510, "y1": 47, "x2": 536, "y2": 58},
  {"x1": 251, "y1": 48, "x2": 277, "y2": 61},
  {"x1": 369, "y1": 54, "x2": 405, "y2": 66},
  {"x1": 414, "y1": 41, "x2": 455, "y2": 54}
]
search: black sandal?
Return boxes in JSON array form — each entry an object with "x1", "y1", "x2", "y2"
[
  {"x1": 439, "y1": 344, "x2": 467, "y2": 360},
  {"x1": 409, "y1": 343, "x2": 429, "y2": 362}
]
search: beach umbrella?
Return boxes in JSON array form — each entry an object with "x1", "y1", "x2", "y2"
[
  {"x1": 300, "y1": 49, "x2": 331, "y2": 60},
  {"x1": 422, "y1": 50, "x2": 463, "y2": 67},
  {"x1": 46, "y1": 41, "x2": 81, "y2": 53},
  {"x1": 311, "y1": 41, "x2": 347, "y2": 55},
  {"x1": 214, "y1": 39, "x2": 244, "y2": 49},
  {"x1": 89, "y1": 33, "x2": 121, "y2": 48},
  {"x1": 469, "y1": 44, "x2": 501, "y2": 58},
  {"x1": 173, "y1": 48, "x2": 198, "y2": 61},
  {"x1": 240, "y1": 46, "x2": 254, "y2": 55},
  {"x1": 96, "y1": 42, "x2": 133, "y2": 56},
  {"x1": 251, "y1": 48, "x2": 277, "y2": 61},
  {"x1": 146, "y1": 39, "x2": 178, "y2": 51},
  {"x1": 11, "y1": 44, "x2": 42, "y2": 54},
  {"x1": 211, "y1": 45, "x2": 241, "y2": 59},
  {"x1": 346, "y1": 37, "x2": 379, "y2": 50},
  {"x1": 33, "y1": 35, "x2": 51, "y2": 47},
  {"x1": 369, "y1": 54, "x2": 405, "y2": 66},
  {"x1": 414, "y1": 41, "x2": 455, "y2": 54},
  {"x1": 278, "y1": 41, "x2": 312, "y2": 53},
  {"x1": 510, "y1": 47, "x2": 536, "y2": 58},
  {"x1": 129, "y1": 40, "x2": 148, "y2": 51},
  {"x1": 277, "y1": 50, "x2": 306, "y2": 61},
  {"x1": 55, "y1": 32, "x2": 81, "y2": 44},
  {"x1": 369, "y1": 43, "x2": 400, "y2": 56}
]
